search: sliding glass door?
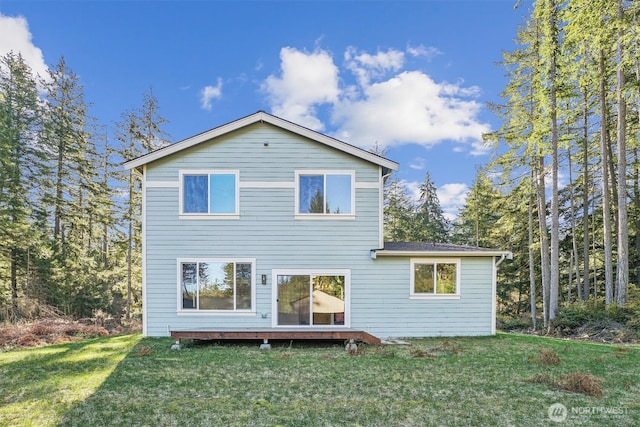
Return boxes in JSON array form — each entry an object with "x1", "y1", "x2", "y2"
[{"x1": 275, "y1": 271, "x2": 348, "y2": 327}]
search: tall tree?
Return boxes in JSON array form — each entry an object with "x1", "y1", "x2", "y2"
[
  {"x1": 413, "y1": 172, "x2": 449, "y2": 243},
  {"x1": 383, "y1": 177, "x2": 414, "y2": 242},
  {"x1": 114, "y1": 88, "x2": 170, "y2": 318},
  {"x1": 453, "y1": 168, "x2": 501, "y2": 247},
  {"x1": 0, "y1": 53, "x2": 44, "y2": 321},
  {"x1": 614, "y1": 0, "x2": 628, "y2": 305}
]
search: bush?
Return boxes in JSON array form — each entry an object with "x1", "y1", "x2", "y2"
[
  {"x1": 525, "y1": 372, "x2": 603, "y2": 397},
  {"x1": 497, "y1": 315, "x2": 534, "y2": 331},
  {"x1": 553, "y1": 301, "x2": 603, "y2": 330},
  {"x1": 553, "y1": 299, "x2": 640, "y2": 332}
]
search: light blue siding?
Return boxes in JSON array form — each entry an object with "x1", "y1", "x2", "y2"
[
  {"x1": 143, "y1": 122, "x2": 495, "y2": 337},
  {"x1": 351, "y1": 257, "x2": 495, "y2": 337}
]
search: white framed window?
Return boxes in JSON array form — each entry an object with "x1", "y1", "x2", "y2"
[
  {"x1": 410, "y1": 258, "x2": 461, "y2": 299},
  {"x1": 272, "y1": 269, "x2": 350, "y2": 327},
  {"x1": 178, "y1": 258, "x2": 255, "y2": 313},
  {"x1": 295, "y1": 171, "x2": 354, "y2": 217},
  {"x1": 179, "y1": 170, "x2": 239, "y2": 218}
]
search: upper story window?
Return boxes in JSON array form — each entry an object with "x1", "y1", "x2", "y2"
[
  {"x1": 410, "y1": 258, "x2": 460, "y2": 299},
  {"x1": 180, "y1": 170, "x2": 238, "y2": 216},
  {"x1": 296, "y1": 171, "x2": 354, "y2": 216}
]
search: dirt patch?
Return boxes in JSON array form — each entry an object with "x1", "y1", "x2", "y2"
[
  {"x1": 0, "y1": 317, "x2": 141, "y2": 351},
  {"x1": 501, "y1": 320, "x2": 639, "y2": 344}
]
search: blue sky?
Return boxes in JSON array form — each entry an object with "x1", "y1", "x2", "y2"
[{"x1": 0, "y1": 0, "x2": 531, "y2": 219}]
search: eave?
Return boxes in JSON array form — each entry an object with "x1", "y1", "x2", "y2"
[
  {"x1": 123, "y1": 111, "x2": 399, "y2": 173},
  {"x1": 371, "y1": 250, "x2": 513, "y2": 258}
]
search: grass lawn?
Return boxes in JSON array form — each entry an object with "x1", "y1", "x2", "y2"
[{"x1": 1, "y1": 333, "x2": 639, "y2": 426}]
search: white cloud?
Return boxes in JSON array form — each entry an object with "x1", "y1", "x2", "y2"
[
  {"x1": 261, "y1": 45, "x2": 491, "y2": 155},
  {"x1": 0, "y1": 14, "x2": 48, "y2": 79},
  {"x1": 438, "y1": 183, "x2": 469, "y2": 222},
  {"x1": 406, "y1": 43, "x2": 441, "y2": 60},
  {"x1": 262, "y1": 47, "x2": 339, "y2": 131},
  {"x1": 333, "y1": 70, "x2": 491, "y2": 148},
  {"x1": 409, "y1": 157, "x2": 426, "y2": 170},
  {"x1": 470, "y1": 139, "x2": 492, "y2": 156},
  {"x1": 345, "y1": 46, "x2": 404, "y2": 87},
  {"x1": 404, "y1": 180, "x2": 421, "y2": 205},
  {"x1": 200, "y1": 78, "x2": 223, "y2": 111}
]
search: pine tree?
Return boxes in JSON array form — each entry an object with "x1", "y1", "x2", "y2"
[
  {"x1": 0, "y1": 53, "x2": 45, "y2": 321},
  {"x1": 413, "y1": 172, "x2": 449, "y2": 243},
  {"x1": 452, "y1": 169, "x2": 501, "y2": 248},
  {"x1": 383, "y1": 177, "x2": 414, "y2": 242},
  {"x1": 41, "y1": 56, "x2": 100, "y2": 314},
  {"x1": 114, "y1": 88, "x2": 170, "y2": 319}
]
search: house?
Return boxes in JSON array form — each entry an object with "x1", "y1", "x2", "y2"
[{"x1": 124, "y1": 111, "x2": 511, "y2": 343}]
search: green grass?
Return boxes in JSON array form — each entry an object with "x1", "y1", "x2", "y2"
[{"x1": 1, "y1": 334, "x2": 639, "y2": 426}]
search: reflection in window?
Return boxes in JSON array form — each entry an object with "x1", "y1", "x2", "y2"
[
  {"x1": 298, "y1": 173, "x2": 352, "y2": 214},
  {"x1": 182, "y1": 172, "x2": 237, "y2": 214},
  {"x1": 180, "y1": 260, "x2": 253, "y2": 310},
  {"x1": 277, "y1": 274, "x2": 345, "y2": 326},
  {"x1": 412, "y1": 261, "x2": 458, "y2": 295}
]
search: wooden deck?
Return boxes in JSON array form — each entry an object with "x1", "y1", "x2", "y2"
[{"x1": 170, "y1": 328, "x2": 381, "y2": 345}]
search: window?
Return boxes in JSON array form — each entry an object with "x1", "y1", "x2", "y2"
[
  {"x1": 296, "y1": 171, "x2": 353, "y2": 215},
  {"x1": 180, "y1": 170, "x2": 238, "y2": 216},
  {"x1": 410, "y1": 259, "x2": 460, "y2": 298},
  {"x1": 179, "y1": 259, "x2": 254, "y2": 312}
]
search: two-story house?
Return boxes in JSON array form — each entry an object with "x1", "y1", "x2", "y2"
[{"x1": 124, "y1": 111, "x2": 510, "y2": 343}]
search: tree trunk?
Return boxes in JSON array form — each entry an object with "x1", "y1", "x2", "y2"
[
  {"x1": 536, "y1": 155, "x2": 550, "y2": 327},
  {"x1": 582, "y1": 89, "x2": 590, "y2": 301},
  {"x1": 529, "y1": 171, "x2": 537, "y2": 330},
  {"x1": 10, "y1": 247, "x2": 19, "y2": 323},
  {"x1": 568, "y1": 144, "x2": 580, "y2": 303},
  {"x1": 615, "y1": 0, "x2": 628, "y2": 305},
  {"x1": 600, "y1": 51, "x2": 614, "y2": 306},
  {"x1": 548, "y1": 0, "x2": 559, "y2": 321}
]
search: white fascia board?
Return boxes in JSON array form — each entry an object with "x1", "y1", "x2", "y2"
[
  {"x1": 123, "y1": 111, "x2": 399, "y2": 172},
  {"x1": 373, "y1": 250, "x2": 512, "y2": 258},
  {"x1": 123, "y1": 113, "x2": 262, "y2": 170}
]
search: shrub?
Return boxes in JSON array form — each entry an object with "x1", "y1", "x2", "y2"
[
  {"x1": 539, "y1": 348, "x2": 560, "y2": 366},
  {"x1": 558, "y1": 372, "x2": 603, "y2": 397},
  {"x1": 525, "y1": 372, "x2": 603, "y2": 397},
  {"x1": 553, "y1": 301, "x2": 603, "y2": 330},
  {"x1": 497, "y1": 315, "x2": 534, "y2": 331}
]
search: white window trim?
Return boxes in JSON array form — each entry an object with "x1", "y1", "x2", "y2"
[
  {"x1": 177, "y1": 257, "x2": 256, "y2": 315},
  {"x1": 178, "y1": 169, "x2": 240, "y2": 219},
  {"x1": 294, "y1": 170, "x2": 355, "y2": 219},
  {"x1": 271, "y1": 269, "x2": 351, "y2": 328},
  {"x1": 410, "y1": 258, "x2": 461, "y2": 300}
]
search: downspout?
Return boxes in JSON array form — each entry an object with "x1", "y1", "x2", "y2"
[
  {"x1": 378, "y1": 168, "x2": 393, "y2": 250},
  {"x1": 495, "y1": 252, "x2": 513, "y2": 267},
  {"x1": 492, "y1": 252, "x2": 512, "y2": 335}
]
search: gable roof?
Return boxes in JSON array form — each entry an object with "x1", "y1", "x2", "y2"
[
  {"x1": 123, "y1": 111, "x2": 399, "y2": 173},
  {"x1": 372, "y1": 241, "x2": 512, "y2": 258}
]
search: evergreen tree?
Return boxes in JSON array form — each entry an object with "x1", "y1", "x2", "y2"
[
  {"x1": 0, "y1": 52, "x2": 45, "y2": 321},
  {"x1": 383, "y1": 177, "x2": 414, "y2": 242},
  {"x1": 413, "y1": 172, "x2": 449, "y2": 243},
  {"x1": 452, "y1": 169, "x2": 501, "y2": 248},
  {"x1": 41, "y1": 56, "x2": 99, "y2": 314},
  {"x1": 114, "y1": 88, "x2": 170, "y2": 318}
]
